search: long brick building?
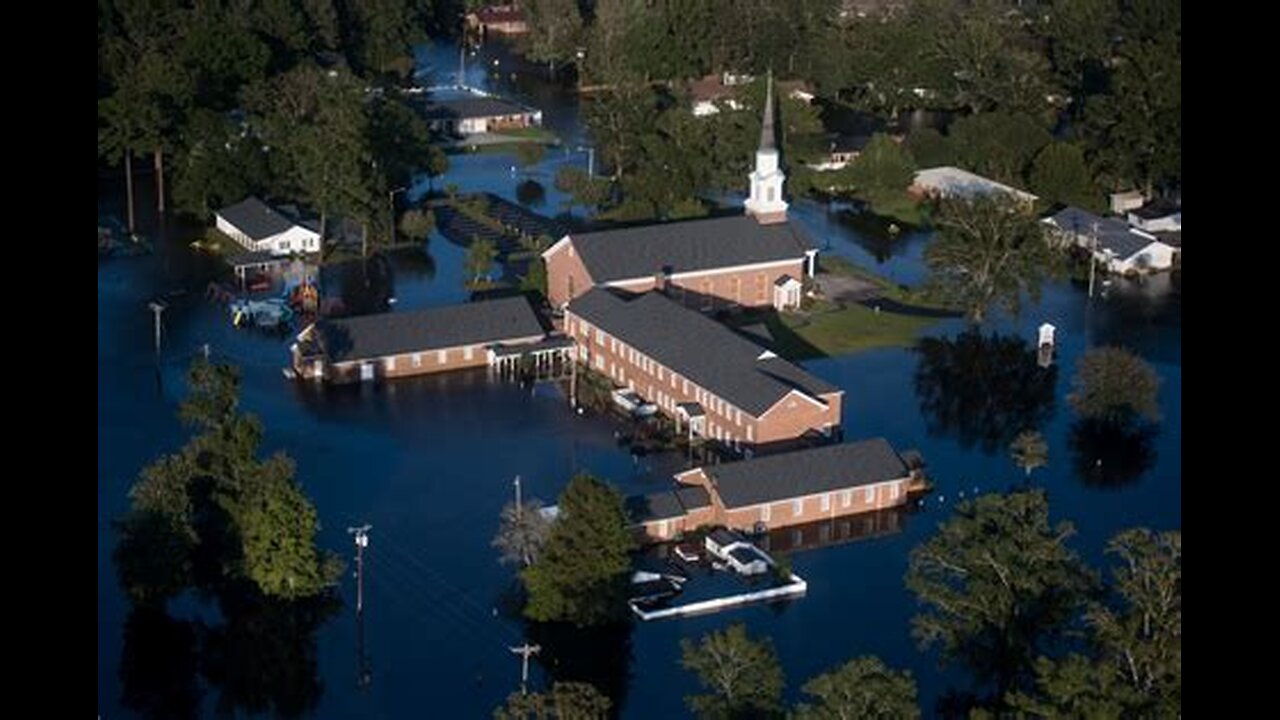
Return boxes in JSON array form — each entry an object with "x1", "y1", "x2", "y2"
[
  {"x1": 631, "y1": 439, "x2": 924, "y2": 542},
  {"x1": 543, "y1": 73, "x2": 817, "y2": 312},
  {"x1": 565, "y1": 288, "x2": 843, "y2": 452},
  {"x1": 290, "y1": 296, "x2": 548, "y2": 383}
]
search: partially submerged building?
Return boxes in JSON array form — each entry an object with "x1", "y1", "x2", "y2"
[
  {"x1": 290, "y1": 296, "x2": 554, "y2": 383},
  {"x1": 420, "y1": 93, "x2": 542, "y2": 136},
  {"x1": 566, "y1": 288, "x2": 843, "y2": 453},
  {"x1": 910, "y1": 166, "x2": 1038, "y2": 206},
  {"x1": 1044, "y1": 206, "x2": 1177, "y2": 274},
  {"x1": 631, "y1": 439, "x2": 923, "y2": 542},
  {"x1": 215, "y1": 197, "x2": 322, "y2": 256}
]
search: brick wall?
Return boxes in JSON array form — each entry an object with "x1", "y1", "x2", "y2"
[
  {"x1": 315, "y1": 335, "x2": 544, "y2": 384},
  {"x1": 544, "y1": 241, "x2": 596, "y2": 308}
]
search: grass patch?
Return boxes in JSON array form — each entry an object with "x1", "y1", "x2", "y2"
[
  {"x1": 818, "y1": 255, "x2": 953, "y2": 310},
  {"x1": 496, "y1": 126, "x2": 559, "y2": 142},
  {"x1": 864, "y1": 191, "x2": 931, "y2": 227},
  {"x1": 784, "y1": 303, "x2": 936, "y2": 357}
]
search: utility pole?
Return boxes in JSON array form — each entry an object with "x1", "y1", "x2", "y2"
[
  {"x1": 508, "y1": 643, "x2": 541, "y2": 696},
  {"x1": 148, "y1": 300, "x2": 167, "y2": 358},
  {"x1": 513, "y1": 475, "x2": 522, "y2": 518},
  {"x1": 348, "y1": 525, "x2": 372, "y2": 615},
  {"x1": 1088, "y1": 222, "x2": 1099, "y2": 299},
  {"x1": 459, "y1": 43, "x2": 466, "y2": 87},
  {"x1": 389, "y1": 187, "x2": 407, "y2": 247},
  {"x1": 569, "y1": 351, "x2": 578, "y2": 408}
]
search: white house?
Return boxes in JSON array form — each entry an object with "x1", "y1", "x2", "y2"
[
  {"x1": 1110, "y1": 190, "x2": 1146, "y2": 215},
  {"x1": 1043, "y1": 206, "x2": 1176, "y2": 274},
  {"x1": 1127, "y1": 202, "x2": 1182, "y2": 233},
  {"x1": 215, "y1": 197, "x2": 321, "y2": 256}
]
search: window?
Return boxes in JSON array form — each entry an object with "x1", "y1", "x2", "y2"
[
  {"x1": 385, "y1": 356, "x2": 396, "y2": 371},
  {"x1": 761, "y1": 504, "x2": 771, "y2": 522},
  {"x1": 756, "y1": 274, "x2": 766, "y2": 302},
  {"x1": 733, "y1": 276, "x2": 742, "y2": 304},
  {"x1": 658, "y1": 367, "x2": 664, "y2": 380},
  {"x1": 890, "y1": 483, "x2": 900, "y2": 500},
  {"x1": 595, "y1": 355, "x2": 604, "y2": 370},
  {"x1": 865, "y1": 487, "x2": 876, "y2": 503},
  {"x1": 746, "y1": 425, "x2": 753, "y2": 442},
  {"x1": 820, "y1": 494, "x2": 830, "y2": 512},
  {"x1": 412, "y1": 353, "x2": 422, "y2": 368},
  {"x1": 438, "y1": 350, "x2": 448, "y2": 364},
  {"x1": 792, "y1": 499, "x2": 803, "y2": 517},
  {"x1": 596, "y1": 329, "x2": 604, "y2": 345},
  {"x1": 842, "y1": 490, "x2": 852, "y2": 508},
  {"x1": 735, "y1": 409, "x2": 741, "y2": 425},
  {"x1": 464, "y1": 346, "x2": 474, "y2": 361},
  {"x1": 683, "y1": 379, "x2": 688, "y2": 393},
  {"x1": 657, "y1": 519, "x2": 668, "y2": 538},
  {"x1": 767, "y1": 187, "x2": 775, "y2": 202}
]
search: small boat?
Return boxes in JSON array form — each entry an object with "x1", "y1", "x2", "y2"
[{"x1": 611, "y1": 389, "x2": 659, "y2": 417}]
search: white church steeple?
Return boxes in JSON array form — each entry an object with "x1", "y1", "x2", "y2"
[{"x1": 744, "y1": 71, "x2": 788, "y2": 224}]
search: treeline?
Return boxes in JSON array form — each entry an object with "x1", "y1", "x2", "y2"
[
  {"x1": 530, "y1": 0, "x2": 1179, "y2": 218},
  {"x1": 97, "y1": 0, "x2": 453, "y2": 244}
]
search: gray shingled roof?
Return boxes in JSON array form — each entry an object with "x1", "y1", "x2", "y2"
[
  {"x1": 566, "y1": 215, "x2": 813, "y2": 283},
  {"x1": 316, "y1": 296, "x2": 545, "y2": 362},
  {"x1": 567, "y1": 289, "x2": 838, "y2": 416},
  {"x1": 422, "y1": 96, "x2": 533, "y2": 121},
  {"x1": 1046, "y1": 207, "x2": 1162, "y2": 261},
  {"x1": 626, "y1": 485, "x2": 712, "y2": 523},
  {"x1": 217, "y1": 197, "x2": 299, "y2": 241},
  {"x1": 705, "y1": 438, "x2": 910, "y2": 509}
]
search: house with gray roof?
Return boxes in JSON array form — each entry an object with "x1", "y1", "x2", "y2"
[
  {"x1": 564, "y1": 288, "x2": 843, "y2": 451},
  {"x1": 215, "y1": 197, "x2": 322, "y2": 256},
  {"x1": 671, "y1": 439, "x2": 924, "y2": 535},
  {"x1": 1043, "y1": 206, "x2": 1177, "y2": 274},
  {"x1": 418, "y1": 91, "x2": 542, "y2": 136},
  {"x1": 543, "y1": 74, "x2": 817, "y2": 311},
  {"x1": 290, "y1": 296, "x2": 550, "y2": 383}
]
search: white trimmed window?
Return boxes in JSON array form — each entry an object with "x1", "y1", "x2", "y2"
[
  {"x1": 890, "y1": 482, "x2": 900, "y2": 500},
  {"x1": 385, "y1": 356, "x2": 396, "y2": 371},
  {"x1": 596, "y1": 329, "x2": 604, "y2": 345},
  {"x1": 464, "y1": 346, "x2": 474, "y2": 361},
  {"x1": 412, "y1": 353, "x2": 422, "y2": 368},
  {"x1": 761, "y1": 504, "x2": 771, "y2": 522},
  {"x1": 595, "y1": 355, "x2": 604, "y2": 370},
  {"x1": 865, "y1": 487, "x2": 876, "y2": 503},
  {"x1": 842, "y1": 490, "x2": 852, "y2": 508},
  {"x1": 746, "y1": 425, "x2": 753, "y2": 442},
  {"x1": 437, "y1": 350, "x2": 447, "y2": 364},
  {"x1": 792, "y1": 499, "x2": 803, "y2": 517},
  {"x1": 820, "y1": 494, "x2": 830, "y2": 512}
]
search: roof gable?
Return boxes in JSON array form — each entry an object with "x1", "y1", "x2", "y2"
[
  {"x1": 567, "y1": 215, "x2": 812, "y2": 283},
  {"x1": 217, "y1": 197, "x2": 300, "y2": 241},
  {"x1": 316, "y1": 296, "x2": 544, "y2": 362},
  {"x1": 704, "y1": 439, "x2": 911, "y2": 508}
]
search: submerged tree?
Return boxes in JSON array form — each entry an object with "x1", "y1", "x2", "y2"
[
  {"x1": 494, "y1": 495, "x2": 553, "y2": 568},
  {"x1": 521, "y1": 474, "x2": 635, "y2": 626},
  {"x1": 796, "y1": 656, "x2": 920, "y2": 720},
  {"x1": 465, "y1": 237, "x2": 499, "y2": 287},
  {"x1": 680, "y1": 623, "x2": 785, "y2": 719},
  {"x1": 906, "y1": 490, "x2": 1095, "y2": 697},
  {"x1": 1009, "y1": 528, "x2": 1181, "y2": 717},
  {"x1": 1009, "y1": 430, "x2": 1049, "y2": 479},
  {"x1": 399, "y1": 209, "x2": 435, "y2": 243},
  {"x1": 924, "y1": 194, "x2": 1058, "y2": 324},
  {"x1": 493, "y1": 681, "x2": 612, "y2": 720},
  {"x1": 115, "y1": 359, "x2": 342, "y2": 604},
  {"x1": 1069, "y1": 347, "x2": 1161, "y2": 424}
]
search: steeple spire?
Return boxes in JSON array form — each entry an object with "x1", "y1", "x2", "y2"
[
  {"x1": 743, "y1": 69, "x2": 788, "y2": 224},
  {"x1": 759, "y1": 69, "x2": 776, "y2": 151}
]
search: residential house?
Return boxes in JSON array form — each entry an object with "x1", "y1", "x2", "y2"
[
  {"x1": 1044, "y1": 206, "x2": 1177, "y2": 274},
  {"x1": 290, "y1": 296, "x2": 547, "y2": 383},
  {"x1": 420, "y1": 93, "x2": 542, "y2": 136},
  {"x1": 466, "y1": 4, "x2": 528, "y2": 36},
  {"x1": 545, "y1": 75, "x2": 814, "y2": 311},
  {"x1": 910, "y1": 166, "x2": 1039, "y2": 206},
  {"x1": 215, "y1": 197, "x2": 322, "y2": 256},
  {"x1": 807, "y1": 135, "x2": 871, "y2": 171},
  {"x1": 687, "y1": 72, "x2": 814, "y2": 117},
  {"x1": 629, "y1": 439, "x2": 923, "y2": 542},
  {"x1": 565, "y1": 288, "x2": 844, "y2": 454},
  {"x1": 1110, "y1": 190, "x2": 1147, "y2": 215},
  {"x1": 1127, "y1": 201, "x2": 1182, "y2": 233}
]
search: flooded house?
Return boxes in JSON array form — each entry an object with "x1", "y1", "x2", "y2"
[
  {"x1": 1043, "y1": 206, "x2": 1178, "y2": 274},
  {"x1": 215, "y1": 197, "x2": 322, "y2": 256},
  {"x1": 631, "y1": 439, "x2": 924, "y2": 542},
  {"x1": 420, "y1": 94, "x2": 542, "y2": 136},
  {"x1": 290, "y1": 296, "x2": 551, "y2": 383}
]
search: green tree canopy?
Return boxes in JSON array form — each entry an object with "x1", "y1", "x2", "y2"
[
  {"x1": 399, "y1": 209, "x2": 435, "y2": 242},
  {"x1": 494, "y1": 496, "x2": 553, "y2": 568},
  {"x1": 796, "y1": 656, "x2": 920, "y2": 720},
  {"x1": 1030, "y1": 142, "x2": 1102, "y2": 213},
  {"x1": 1068, "y1": 347, "x2": 1161, "y2": 424},
  {"x1": 948, "y1": 112, "x2": 1052, "y2": 187},
  {"x1": 906, "y1": 490, "x2": 1095, "y2": 696},
  {"x1": 924, "y1": 194, "x2": 1058, "y2": 324},
  {"x1": 521, "y1": 474, "x2": 636, "y2": 626},
  {"x1": 465, "y1": 237, "x2": 499, "y2": 286},
  {"x1": 115, "y1": 359, "x2": 341, "y2": 605},
  {"x1": 1009, "y1": 430, "x2": 1049, "y2": 478},
  {"x1": 680, "y1": 623, "x2": 785, "y2": 719},
  {"x1": 844, "y1": 133, "x2": 917, "y2": 206},
  {"x1": 493, "y1": 681, "x2": 612, "y2": 720}
]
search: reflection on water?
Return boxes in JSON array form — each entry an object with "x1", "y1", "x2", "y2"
[
  {"x1": 1069, "y1": 418, "x2": 1160, "y2": 489},
  {"x1": 914, "y1": 330, "x2": 1057, "y2": 454},
  {"x1": 524, "y1": 621, "x2": 634, "y2": 718},
  {"x1": 119, "y1": 589, "x2": 340, "y2": 720},
  {"x1": 758, "y1": 506, "x2": 910, "y2": 555},
  {"x1": 833, "y1": 208, "x2": 916, "y2": 263}
]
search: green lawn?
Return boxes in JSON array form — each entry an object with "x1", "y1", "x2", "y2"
[
  {"x1": 818, "y1": 255, "x2": 953, "y2": 310},
  {"x1": 783, "y1": 303, "x2": 936, "y2": 358}
]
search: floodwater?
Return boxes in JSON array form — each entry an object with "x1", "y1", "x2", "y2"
[{"x1": 98, "y1": 40, "x2": 1180, "y2": 718}]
